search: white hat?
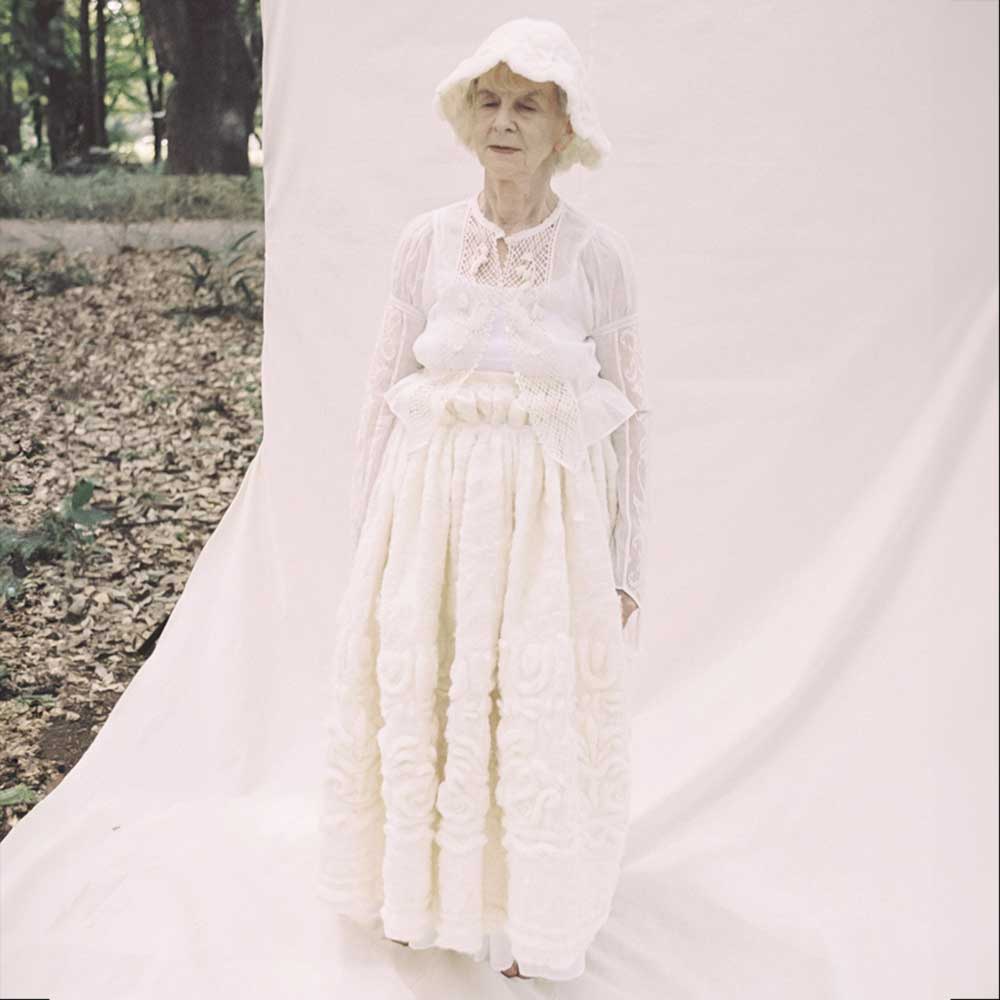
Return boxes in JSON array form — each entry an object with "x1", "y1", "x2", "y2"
[{"x1": 432, "y1": 17, "x2": 612, "y2": 173}]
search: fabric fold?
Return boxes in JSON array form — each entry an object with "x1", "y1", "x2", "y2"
[{"x1": 384, "y1": 369, "x2": 637, "y2": 471}]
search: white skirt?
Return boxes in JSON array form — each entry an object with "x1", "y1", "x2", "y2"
[{"x1": 316, "y1": 369, "x2": 633, "y2": 981}]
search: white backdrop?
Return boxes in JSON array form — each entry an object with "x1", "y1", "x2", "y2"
[{"x1": 2, "y1": 2, "x2": 997, "y2": 998}]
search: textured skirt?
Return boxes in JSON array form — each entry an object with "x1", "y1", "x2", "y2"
[{"x1": 316, "y1": 368, "x2": 633, "y2": 981}]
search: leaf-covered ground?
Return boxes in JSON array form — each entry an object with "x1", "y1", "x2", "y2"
[{"x1": 0, "y1": 244, "x2": 263, "y2": 838}]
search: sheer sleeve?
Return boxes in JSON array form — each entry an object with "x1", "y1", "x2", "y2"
[
  {"x1": 348, "y1": 210, "x2": 433, "y2": 548},
  {"x1": 585, "y1": 223, "x2": 650, "y2": 611}
]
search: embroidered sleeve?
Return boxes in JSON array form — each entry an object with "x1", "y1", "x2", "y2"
[
  {"x1": 348, "y1": 211, "x2": 433, "y2": 548},
  {"x1": 587, "y1": 224, "x2": 650, "y2": 610}
]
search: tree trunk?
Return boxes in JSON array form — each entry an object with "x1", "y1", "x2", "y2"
[
  {"x1": 95, "y1": 0, "x2": 108, "y2": 147},
  {"x1": 140, "y1": 0, "x2": 256, "y2": 175},
  {"x1": 154, "y1": 74, "x2": 164, "y2": 163},
  {"x1": 124, "y1": 1, "x2": 163, "y2": 164},
  {"x1": 38, "y1": 0, "x2": 70, "y2": 168},
  {"x1": 0, "y1": 0, "x2": 24, "y2": 153},
  {"x1": 78, "y1": 0, "x2": 96, "y2": 152}
]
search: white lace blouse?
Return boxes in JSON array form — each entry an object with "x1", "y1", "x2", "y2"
[{"x1": 348, "y1": 192, "x2": 650, "y2": 609}]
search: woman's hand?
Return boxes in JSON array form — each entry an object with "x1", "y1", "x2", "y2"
[{"x1": 617, "y1": 589, "x2": 638, "y2": 629}]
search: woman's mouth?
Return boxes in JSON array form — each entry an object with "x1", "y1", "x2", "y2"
[{"x1": 489, "y1": 145, "x2": 519, "y2": 153}]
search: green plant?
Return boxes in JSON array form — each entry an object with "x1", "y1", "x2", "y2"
[
  {"x1": 0, "y1": 478, "x2": 114, "y2": 604},
  {"x1": 0, "y1": 250, "x2": 94, "y2": 296},
  {"x1": 170, "y1": 231, "x2": 263, "y2": 321},
  {"x1": 0, "y1": 164, "x2": 265, "y2": 221},
  {"x1": 0, "y1": 785, "x2": 39, "y2": 807}
]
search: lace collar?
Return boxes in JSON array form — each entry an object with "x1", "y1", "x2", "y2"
[{"x1": 468, "y1": 193, "x2": 566, "y2": 242}]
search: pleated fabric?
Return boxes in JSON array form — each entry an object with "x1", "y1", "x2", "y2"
[{"x1": 316, "y1": 369, "x2": 633, "y2": 980}]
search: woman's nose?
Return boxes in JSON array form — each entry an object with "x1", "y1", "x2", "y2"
[{"x1": 493, "y1": 104, "x2": 515, "y2": 130}]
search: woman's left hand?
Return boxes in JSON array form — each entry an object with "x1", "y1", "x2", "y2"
[{"x1": 617, "y1": 589, "x2": 638, "y2": 629}]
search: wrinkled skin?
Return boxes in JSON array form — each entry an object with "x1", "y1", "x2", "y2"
[{"x1": 469, "y1": 64, "x2": 572, "y2": 240}]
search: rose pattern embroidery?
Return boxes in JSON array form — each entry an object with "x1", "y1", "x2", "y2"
[{"x1": 322, "y1": 192, "x2": 642, "y2": 970}]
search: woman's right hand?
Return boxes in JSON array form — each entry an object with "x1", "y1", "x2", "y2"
[{"x1": 617, "y1": 589, "x2": 638, "y2": 629}]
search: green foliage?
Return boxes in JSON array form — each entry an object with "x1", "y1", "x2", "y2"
[
  {"x1": 0, "y1": 0, "x2": 265, "y2": 226},
  {"x1": 1, "y1": 0, "x2": 164, "y2": 157},
  {"x1": 0, "y1": 477, "x2": 113, "y2": 605},
  {"x1": 0, "y1": 248, "x2": 93, "y2": 295},
  {"x1": 169, "y1": 230, "x2": 263, "y2": 321},
  {"x1": 0, "y1": 164, "x2": 265, "y2": 221},
  {"x1": 0, "y1": 784, "x2": 40, "y2": 807}
]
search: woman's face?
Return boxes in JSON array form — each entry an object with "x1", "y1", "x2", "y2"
[{"x1": 470, "y1": 69, "x2": 572, "y2": 181}]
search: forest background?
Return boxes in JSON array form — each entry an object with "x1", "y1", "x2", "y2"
[{"x1": 0, "y1": 0, "x2": 268, "y2": 837}]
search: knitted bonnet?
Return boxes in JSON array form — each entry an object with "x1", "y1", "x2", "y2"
[{"x1": 432, "y1": 17, "x2": 612, "y2": 172}]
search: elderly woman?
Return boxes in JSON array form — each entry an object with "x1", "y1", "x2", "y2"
[{"x1": 317, "y1": 17, "x2": 649, "y2": 983}]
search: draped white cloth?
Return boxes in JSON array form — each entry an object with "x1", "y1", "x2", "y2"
[{"x1": 1, "y1": 3, "x2": 996, "y2": 999}]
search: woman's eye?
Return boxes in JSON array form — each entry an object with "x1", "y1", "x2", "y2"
[{"x1": 481, "y1": 101, "x2": 535, "y2": 112}]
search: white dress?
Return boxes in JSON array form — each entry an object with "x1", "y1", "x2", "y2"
[{"x1": 316, "y1": 192, "x2": 650, "y2": 980}]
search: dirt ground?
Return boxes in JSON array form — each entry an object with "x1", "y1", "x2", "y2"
[{"x1": 0, "y1": 238, "x2": 264, "y2": 838}]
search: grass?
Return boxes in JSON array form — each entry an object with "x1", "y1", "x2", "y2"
[{"x1": 0, "y1": 164, "x2": 265, "y2": 222}]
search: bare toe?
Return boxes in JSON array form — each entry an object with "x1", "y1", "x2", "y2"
[{"x1": 501, "y1": 959, "x2": 533, "y2": 979}]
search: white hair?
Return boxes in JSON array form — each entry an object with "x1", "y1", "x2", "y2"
[{"x1": 450, "y1": 61, "x2": 582, "y2": 174}]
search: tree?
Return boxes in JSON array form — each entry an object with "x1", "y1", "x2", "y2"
[
  {"x1": 118, "y1": 0, "x2": 165, "y2": 165},
  {"x1": 0, "y1": 0, "x2": 25, "y2": 154},
  {"x1": 77, "y1": 0, "x2": 94, "y2": 150},
  {"x1": 140, "y1": 0, "x2": 257, "y2": 175},
  {"x1": 94, "y1": 0, "x2": 106, "y2": 146},
  {"x1": 39, "y1": 0, "x2": 70, "y2": 167},
  {"x1": 75, "y1": 0, "x2": 108, "y2": 153}
]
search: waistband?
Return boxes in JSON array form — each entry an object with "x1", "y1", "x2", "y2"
[
  {"x1": 429, "y1": 373, "x2": 529, "y2": 427},
  {"x1": 449, "y1": 369, "x2": 518, "y2": 384},
  {"x1": 385, "y1": 366, "x2": 635, "y2": 470}
]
